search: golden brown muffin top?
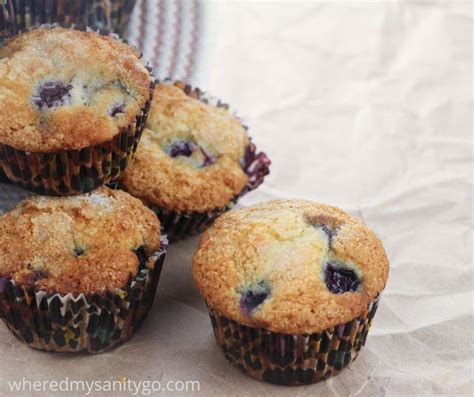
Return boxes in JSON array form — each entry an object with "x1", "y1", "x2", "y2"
[
  {"x1": 0, "y1": 27, "x2": 152, "y2": 152},
  {"x1": 193, "y1": 200, "x2": 389, "y2": 334},
  {"x1": 0, "y1": 187, "x2": 161, "y2": 295},
  {"x1": 119, "y1": 83, "x2": 249, "y2": 213}
]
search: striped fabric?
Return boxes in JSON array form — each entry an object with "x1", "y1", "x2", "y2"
[{"x1": 127, "y1": 0, "x2": 209, "y2": 84}]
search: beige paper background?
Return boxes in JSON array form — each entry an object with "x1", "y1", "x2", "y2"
[{"x1": 0, "y1": 1, "x2": 472, "y2": 396}]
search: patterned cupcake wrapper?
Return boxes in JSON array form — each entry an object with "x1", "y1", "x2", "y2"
[
  {"x1": 151, "y1": 204, "x2": 233, "y2": 242},
  {"x1": 0, "y1": 23, "x2": 154, "y2": 196},
  {"x1": 115, "y1": 79, "x2": 271, "y2": 241},
  {"x1": 0, "y1": 0, "x2": 136, "y2": 40},
  {"x1": 207, "y1": 297, "x2": 380, "y2": 386},
  {"x1": 0, "y1": 236, "x2": 168, "y2": 354},
  {"x1": 109, "y1": 0, "x2": 136, "y2": 37},
  {"x1": 0, "y1": 166, "x2": 8, "y2": 184}
]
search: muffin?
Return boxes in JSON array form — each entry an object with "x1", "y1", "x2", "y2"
[
  {"x1": 0, "y1": 186, "x2": 167, "y2": 353},
  {"x1": 193, "y1": 200, "x2": 389, "y2": 385},
  {"x1": 117, "y1": 81, "x2": 271, "y2": 240},
  {"x1": 0, "y1": 0, "x2": 137, "y2": 41},
  {"x1": 0, "y1": 26, "x2": 153, "y2": 195}
]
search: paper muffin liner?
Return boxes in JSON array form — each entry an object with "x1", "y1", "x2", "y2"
[
  {"x1": 151, "y1": 205, "x2": 231, "y2": 242},
  {"x1": 0, "y1": 24, "x2": 154, "y2": 196},
  {"x1": 115, "y1": 80, "x2": 271, "y2": 241},
  {"x1": 0, "y1": 0, "x2": 136, "y2": 41},
  {"x1": 109, "y1": 0, "x2": 136, "y2": 38},
  {"x1": 0, "y1": 236, "x2": 168, "y2": 354},
  {"x1": 207, "y1": 297, "x2": 380, "y2": 385},
  {"x1": 0, "y1": 166, "x2": 9, "y2": 184}
]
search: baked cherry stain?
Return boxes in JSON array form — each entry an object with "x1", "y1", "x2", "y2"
[
  {"x1": 306, "y1": 214, "x2": 340, "y2": 243},
  {"x1": 324, "y1": 263, "x2": 360, "y2": 294},
  {"x1": 74, "y1": 246, "x2": 85, "y2": 256},
  {"x1": 109, "y1": 103, "x2": 125, "y2": 117},
  {"x1": 169, "y1": 140, "x2": 197, "y2": 158},
  {"x1": 167, "y1": 140, "x2": 216, "y2": 167},
  {"x1": 26, "y1": 270, "x2": 48, "y2": 284},
  {"x1": 200, "y1": 147, "x2": 215, "y2": 166},
  {"x1": 240, "y1": 281, "x2": 271, "y2": 316},
  {"x1": 33, "y1": 81, "x2": 73, "y2": 109}
]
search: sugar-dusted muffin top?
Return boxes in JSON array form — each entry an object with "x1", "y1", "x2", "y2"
[
  {"x1": 0, "y1": 27, "x2": 152, "y2": 152},
  {"x1": 119, "y1": 83, "x2": 250, "y2": 213},
  {"x1": 0, "y1": 187, "x2": 161, "y2": 295},
  {"x1": 193, "y1": 200, "x2": 389, "y2": 334}
]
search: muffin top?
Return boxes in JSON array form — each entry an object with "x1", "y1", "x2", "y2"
[
  {"x1": 193, "y1": 200, "x2": 389, "y2": 334},
  {"x1": 0, "y1": 187, "x2": 161, "y2": 295},
  {"x1": 0, "y1": 27, "x2": 152, "y2": 152},
  {"x1": 119, "y1": 82, "x2": 250, "y2": 213}
]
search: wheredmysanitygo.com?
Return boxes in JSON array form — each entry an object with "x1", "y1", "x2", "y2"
[{"x1": 7, "y1": 377, "x2": 200, "y2": 395}]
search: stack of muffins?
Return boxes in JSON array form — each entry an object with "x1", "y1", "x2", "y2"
[
  {"x1": 0, "y1": 24, "x2": 165, "y2": 353},
  {"x1": 0, "y1": 3, "x2": 389, "y2": 388}
]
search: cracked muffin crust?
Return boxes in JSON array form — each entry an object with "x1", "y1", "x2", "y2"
[
  {"x1": 119, "y1": 83, "x2": 251, "y2": 214},
  {"x1": 0, "y1": 186, "x2": 161, "y2": 295},
  {"x1": 193, "y1": 200, "x2": 389, "y2": 334},
  {"x1": 0, "y1": 27, "x2": 152, "y2": 152}
]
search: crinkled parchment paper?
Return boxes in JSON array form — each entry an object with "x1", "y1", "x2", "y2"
[{"x1": 0, "y1": 1, "x2": 472, "y2": 396}]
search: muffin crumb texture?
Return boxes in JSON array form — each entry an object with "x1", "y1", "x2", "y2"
[
  {"x1": 119, "y1": 83, "x2": 250, "y2": 213},
  {"x1": 0, "y1": 27, "x2": 152, "y2": 152},
  {"x1": 0, "y1": 187, "x2": 161, "y2": 294},
  {"x1": 193, "y1": 200, "x2": 389, "y2": 334}
]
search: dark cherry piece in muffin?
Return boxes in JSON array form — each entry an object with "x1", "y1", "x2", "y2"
[
  {"x1": 0, "y1": 187, "x2": 166, "y2": 353},
  {"x1": 0, "y1": 27, "x2": 153, "y2": 195},
  {"x1": 118, "y1": 81, "x2": 270, "y2": 240},
  {"x1": 193, "y1": 200, "x2": 389, "y2": 385}
]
